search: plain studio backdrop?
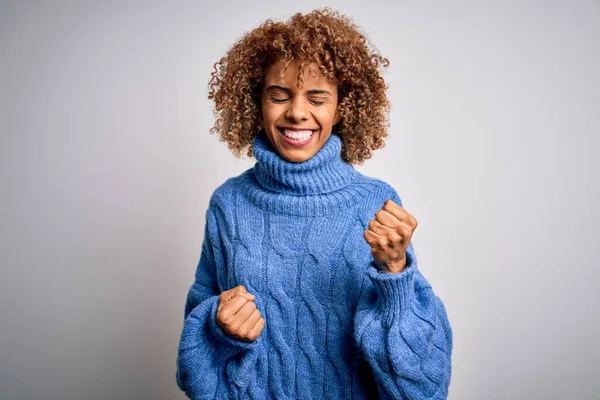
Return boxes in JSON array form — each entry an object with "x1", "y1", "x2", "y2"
[{"x1": 1, "y1": 1, "x2": 598, "y2": 399}]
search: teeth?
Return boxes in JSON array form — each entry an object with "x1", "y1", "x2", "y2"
[{"x1": 282, "y1": 129, "x2": 314, "y2": 141}]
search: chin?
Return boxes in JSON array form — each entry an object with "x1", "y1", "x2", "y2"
[{"x1": 283, "y1": 152, "x2": 315, "y2": 163}]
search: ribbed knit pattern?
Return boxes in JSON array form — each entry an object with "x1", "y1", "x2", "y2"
[{"x1": 176, "y1": 129, "x2": 453, "y2": 399}]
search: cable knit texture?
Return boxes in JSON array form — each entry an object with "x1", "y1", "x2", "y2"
[{"x1": 176, "y1": 129, "x2": 453, "y2": 399}]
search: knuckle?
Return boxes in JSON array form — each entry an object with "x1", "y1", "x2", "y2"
[
  {"x1": 219, "y1": 312, "x2": 231, "y2": 325},
  {"x1": 224, "y1": 286, "x2": 235, "y2": 294},
  {"x1": 229, "y1": 322, "x2": 241, "y2": 334},
  {"x1": 249, "y1": 323, "x2": 264, "y2": 338},
  {"x1": 397, "y1": 224, "x2": 408, "y2": 236}
]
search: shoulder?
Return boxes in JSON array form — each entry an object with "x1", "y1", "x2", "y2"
[
  {"x1": 201, "y1": 169, "x2": 254, "y2": 239},
  {"x1": 354, "y1": 171, "x2": 404, "y2": 208},
  {"x1": 207, "y1": 169, "x2": 253, "y2": 210}
]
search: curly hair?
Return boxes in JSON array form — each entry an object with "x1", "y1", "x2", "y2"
[{"x1": 208, "y1": 7, "x2": 390, "y2": 165}]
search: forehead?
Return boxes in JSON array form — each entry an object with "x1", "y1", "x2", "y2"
[{"x1": 264, "y1": 59, "x2": 334, "y2": 88}]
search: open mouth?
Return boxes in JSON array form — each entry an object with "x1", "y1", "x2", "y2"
[{"x1": 277, "y1": 128, "x2": 317, "y2": 144}]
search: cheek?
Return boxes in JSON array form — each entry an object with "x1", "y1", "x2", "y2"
[
  {"x1": 260, "y1": 96, "x2": 273, "y2": 119},
  {"x1": 315, "y1": 107, "x2": 338, "y2": 126},
  {"x1": 261, "y1": 104, "x2": 277, "y2": 123}
]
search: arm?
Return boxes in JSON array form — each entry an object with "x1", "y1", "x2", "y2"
[
  {"x1": 176, "y1": 202, "x2": 263, "y2": 399},
  {"x1": 353, "y1": 190, "x2": 453, "y2": 399}
]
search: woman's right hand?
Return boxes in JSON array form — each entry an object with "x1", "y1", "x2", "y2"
[{"x1": 216, "y1": 285, "x2": 265, "y2": 342}]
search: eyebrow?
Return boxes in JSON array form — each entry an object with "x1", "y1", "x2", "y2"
[{"x1": 265, "y1": 85, "x2": 332, "y2": 96}]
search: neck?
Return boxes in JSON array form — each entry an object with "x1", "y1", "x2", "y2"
[{"x1": 252, "y1": 129, "x2": 359, "y2": 196}]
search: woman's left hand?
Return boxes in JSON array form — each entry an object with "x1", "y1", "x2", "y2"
[{"x1": 363, "y1": 199, "x2": 418, "y2": 274}]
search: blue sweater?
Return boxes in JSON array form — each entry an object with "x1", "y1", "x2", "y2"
[{"x1": 176, "y1": 130, "x2": 453, "y2": 399}]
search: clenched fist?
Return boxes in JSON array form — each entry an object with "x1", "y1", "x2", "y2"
[
  {"x1": 216, "y1": 285, "x2": 265, "y2": 342},
  {"x1": 364, "y1": 199, "x2": 418, "y2": 274}
]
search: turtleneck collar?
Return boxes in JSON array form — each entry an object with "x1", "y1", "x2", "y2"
[{"x1": 252, "y1": 129, "x2": 360, "y2": 196}]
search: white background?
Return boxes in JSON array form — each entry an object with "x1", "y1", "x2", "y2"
[{"x1": 1, "y1": 1, "x2": 598, "y2": 399}]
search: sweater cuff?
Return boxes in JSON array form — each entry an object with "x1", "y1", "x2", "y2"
[
  {"x1": 367, "y1": 254, "x2": 417, "y2": 328},
  {"x1": 206, "y1": 296, "x2": 262, "y2": 360}
]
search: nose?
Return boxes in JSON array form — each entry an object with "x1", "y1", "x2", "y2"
[{"x1": 285, "y1": 97, "x2": 308, "y2": 122}]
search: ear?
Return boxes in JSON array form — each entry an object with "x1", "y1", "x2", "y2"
[{"x1": 333, "y1": 107, "x2": 342, "y2": 126}]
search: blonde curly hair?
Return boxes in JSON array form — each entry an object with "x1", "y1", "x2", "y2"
[{"x1": 208, "y1": 7, "x2": 391, "y2": 165}]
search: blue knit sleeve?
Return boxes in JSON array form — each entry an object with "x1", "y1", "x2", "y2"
[
  {"x1": 353, "y1": 190, "x2": 453, "y2": 399},
  {"x1": 176, "y1": 202, "x2": 263, "y2": 399}
]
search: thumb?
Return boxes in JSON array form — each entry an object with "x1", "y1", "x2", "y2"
[
  {"x1": 242, "y1": 292, "x2": 256, "y2": 300},
  {"x1": 230, "y1": 285, "x2": 255, "y2": 301}
]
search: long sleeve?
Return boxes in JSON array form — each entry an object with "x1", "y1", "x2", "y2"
[
  {"x1": 176, "y1": 202, "x2": 263, "y2": 399},
  {"x1": 353, "y1": 191, "x2": 453, "y2": 399}
]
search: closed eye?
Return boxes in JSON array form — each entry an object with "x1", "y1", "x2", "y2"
[{"x1": 271, "y1": 97, "x2": 324, "y2": 105}]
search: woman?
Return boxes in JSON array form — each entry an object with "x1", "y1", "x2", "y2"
[{"x1": 176, "y1": 8, "x2": 452, "y2": 399}]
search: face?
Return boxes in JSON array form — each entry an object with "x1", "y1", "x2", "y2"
[{"x1": 260, "y1": 59, "x2": 341, "y2": 163}]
